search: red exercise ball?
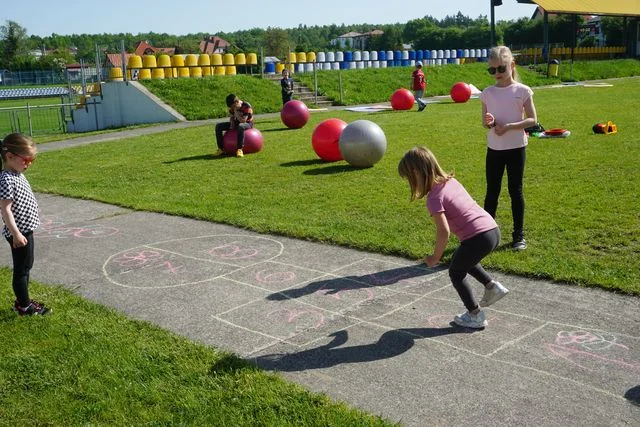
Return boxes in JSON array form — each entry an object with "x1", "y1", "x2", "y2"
[
  {"x1": 311, "y1": 118, "x2": 347, "y2": 162},
  {"x1": 450, "y1": 82, "x2": 472, "y2": 103},
  {"x1": 281, "y1": 100, "x2": 310, "y2": 129},
  {"x1": 390, "y1": 88, "x2": 415, "y2": 110},
  {"x1": 223, "y1": 128, "x2": 264, "y2": 154}
]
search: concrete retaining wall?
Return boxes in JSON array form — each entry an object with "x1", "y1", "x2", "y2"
[{"x1": 68, "y1": 81, "x2": 185, "y2": 133}]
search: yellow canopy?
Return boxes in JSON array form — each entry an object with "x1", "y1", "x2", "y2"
[{"x1": 530, "y1": 0, "x2": 640, "y2": 17}]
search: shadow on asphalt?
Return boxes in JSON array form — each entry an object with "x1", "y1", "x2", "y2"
[
  {"x1": 266, "y1": 264, "x2": 437, "y2": 301},
  {"x1": 625, "y1": 385, "x2": 640, "y2": 406},
  {"x1": 254, "y1": 327, "x2": 476, "y2": 372}
]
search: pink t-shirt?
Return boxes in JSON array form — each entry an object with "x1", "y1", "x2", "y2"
[
  {"x1": 426, "y1": 178, "x2": 498, "y2": 242},
  {"x1": 480, "y1": 82, "x2": 533, "y2": 151}
]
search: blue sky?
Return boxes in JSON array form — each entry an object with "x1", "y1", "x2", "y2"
[{"x1": 3, "y1": 1, "x2": 538, "y2": 37}]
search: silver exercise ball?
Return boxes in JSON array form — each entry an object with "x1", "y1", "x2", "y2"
[{"x1": 338, "y1": 120, "x2": 387, "y2": 168}]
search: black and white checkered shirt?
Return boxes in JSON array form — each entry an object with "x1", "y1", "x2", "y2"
[{"x1": 0, "y1": 170, "x2": 40, "y2": 239}]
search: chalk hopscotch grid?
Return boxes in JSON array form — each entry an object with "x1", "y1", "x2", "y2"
[{"x1": 98, "y1": 232, "x2": 640, "y2": 402}]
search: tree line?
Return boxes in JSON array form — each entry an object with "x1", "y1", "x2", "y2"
[{"x1": 0, "y1": 12, "x2": 628, "y2": 71}]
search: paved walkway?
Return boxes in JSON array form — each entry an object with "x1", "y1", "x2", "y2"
[{"x1": 5, "y1": 121, "x2": 640, "y2": 426}]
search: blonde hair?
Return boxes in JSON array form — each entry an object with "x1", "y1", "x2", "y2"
[
  {"x1": 488, "y1": 45, "x2": 520, "y2": 82},
  {"x1": 398, "y1": 147, "x2": 452, "y2": 201},
  {"x1": 1, "y1": 133, "x2": 36, "y2": 166}
]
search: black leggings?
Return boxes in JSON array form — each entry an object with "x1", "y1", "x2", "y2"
[
  {"x1": 449, "y1": 227, "x2": 501, "y2": 312},
  {"x1": 215, "y1": 122, "x2": 253, "y2": 150},
  {"x1": 484, "y1": 147, "x2": 526, "y2": 241},
  {"x1": 6, "y1": 231, "x2": 34, "y2": 307}
]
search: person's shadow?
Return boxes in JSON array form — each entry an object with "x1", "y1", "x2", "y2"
[
  {"x1": 625, "y1": 385, "x2": 640, "y2": 406},
  {"x1": 266, "y1": 264, "x2": 442, "y2": 301},
  {"x1": 254, "y1": 326, "x2": 474, "y2": 372}
]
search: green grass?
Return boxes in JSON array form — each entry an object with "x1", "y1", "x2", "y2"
[
  {"x1": 28, "y1": 77, "x2": 640, "y2": 295},
  {"x1": 0, "y1": 271, "x2": 395, "y2": 426}
]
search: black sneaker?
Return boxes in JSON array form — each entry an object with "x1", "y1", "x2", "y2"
[
  {"x1": 418, "y1": 104, "x2": 426, "y2": 112},
  {"x1": 511, "y1": 239, "x2": 527, "y2": 251},
  {"x1": 13, "y1": 300, "x2": 51, "y2": 316}
]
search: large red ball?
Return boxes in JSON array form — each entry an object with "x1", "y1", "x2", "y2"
[
  {"x1": 311, "y1": 118, "x2": 347, "y2": 162},
  {"x1": 281, "y1": 100, "x2": 310, "y2": 129},
  {"x1": 390, "y1": 88, "x2": 415, "y2": 110},
  {"x1": 223, "y1": 128, "x2": 264, "y2": 154},
  {"x1": 450, "y1": 82, "x2": 472, "y2": 103}
]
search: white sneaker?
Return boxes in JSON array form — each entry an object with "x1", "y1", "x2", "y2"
[
  {"x1": 454, "y1": 310, "x2": 487, "y2": 329},
  {"x1": 480, "y1": 281, "x2": 509, "y2": 307}
]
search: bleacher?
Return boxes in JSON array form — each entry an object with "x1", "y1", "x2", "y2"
[{"x1": 0, "y1": 86, "x2": 71, "y2": 100}]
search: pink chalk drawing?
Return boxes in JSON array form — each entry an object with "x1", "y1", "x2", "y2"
[
  {"x1": 256, "y1": 270, "x2": 296, "y2": 284},
  {"x1": 267, "y1": 308, "x2": 325, "y2": 330},
  {"x1": 545, "y1": 330, "x2": 640, "y2": 371},
  {"x1": 36, "y1": 217, "x2": 119, "y2": 239},
  {"x1": 112, "y1": 250, "x2": 184, "y2": 274},
  {"x1": 207, "y1": 241, "x2": 259, "y2": 259}
]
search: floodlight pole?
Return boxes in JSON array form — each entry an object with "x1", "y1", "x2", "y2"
[
  {"x1": 490, "y1": 2, "x2": 496, "y2": 46},
  {"x1": 490, "y1": 0, "x2": 502, "y2": 47}
]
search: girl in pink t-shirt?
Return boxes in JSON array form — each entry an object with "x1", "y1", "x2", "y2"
[
  {"x1": 398, "y1": 147, "x2": 509, "y2": 329},
  {"x1": 480, "y1": 46, "x2": 538, "y2": 251}
]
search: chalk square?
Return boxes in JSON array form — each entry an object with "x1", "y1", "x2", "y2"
[
  {"x1": 495, "y1": 324, "x2": 640, "y2": 396},
  {"x1": 224, "y1": 261, "x2": 327, "y2": 292},
  {"x1": 283, "y1": 275, "x2": 398, "y2": 316},
  {"x1": 376, "y1": 296, "x2": 546, "y2": 355},
  {"x1": 218, "y1": 298, "x2": 358, "y2": 346},
  {"x1": 331, "y1": 258, "x2": 446, "y2": 293}
]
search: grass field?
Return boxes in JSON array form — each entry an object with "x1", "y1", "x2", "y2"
[{"x1": 27, "y1": 77, "x2": 640, "y2": 294}]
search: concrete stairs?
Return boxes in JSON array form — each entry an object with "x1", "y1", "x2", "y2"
[{"x1": 262, "y1": 74, "x2": 334, "y2": 108}]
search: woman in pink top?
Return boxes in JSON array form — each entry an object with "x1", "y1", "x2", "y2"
[
  {"x1": 480, "y1": 46, "x2": 537, "y2": 251},
  {"x1": 398, "y1": 147, "x2": 508, "y2": 329}
]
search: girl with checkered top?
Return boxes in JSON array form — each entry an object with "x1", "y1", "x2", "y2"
[{"x1": 0, "y1": 133, "x2": 49, "y2": 316}]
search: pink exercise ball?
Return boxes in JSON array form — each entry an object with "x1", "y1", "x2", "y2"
[
  {"x1": 390, "y1": 88, "x2": 414, "y2": 110},
  {"x1": 281, "y1": 100, "x2": 310, "y2": 129},
  {"x1": 311, "y1": 118, "x2": 347, "y2": 162},
  {"x1": 223, "y1": 128, "x2": 264, "y2": 154},
  {"x1": 450, "y1": 82, "x2": 472, "y2": 103}
]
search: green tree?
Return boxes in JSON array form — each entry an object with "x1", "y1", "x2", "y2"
[
  {"x1": 263, "y1": 27, "x2": 292, "y2": 59},
  {"x1": 600, "y1": 17, "x2": 625, "y2": 45},
  {"x1": 0, "y1": 20, "x2": 30, "y2": 69}
]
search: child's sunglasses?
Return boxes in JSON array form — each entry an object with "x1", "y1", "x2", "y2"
[
  {"x1": 487, "y1": 65, "x2": 507, "y2": 75},
  {"x1": 12, "y1": 152, "x2": 36, "y2": 165}
]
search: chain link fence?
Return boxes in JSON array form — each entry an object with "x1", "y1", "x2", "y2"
[{"x1": 0, "y1": 68, "x2": 102, "y2": 86}]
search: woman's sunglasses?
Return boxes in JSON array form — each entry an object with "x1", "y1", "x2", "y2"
[{"x1": 488, "y1": 65, "x2": 507, "y2": 75}]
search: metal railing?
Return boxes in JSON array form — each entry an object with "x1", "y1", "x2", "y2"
[{"x1": 0, "y1": 102, "x2": 76, "y2": 136}]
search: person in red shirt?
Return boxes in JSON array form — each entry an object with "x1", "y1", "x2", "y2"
[{"x1": 411, "y1": 61, "x2": 427, "y2": 112}]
